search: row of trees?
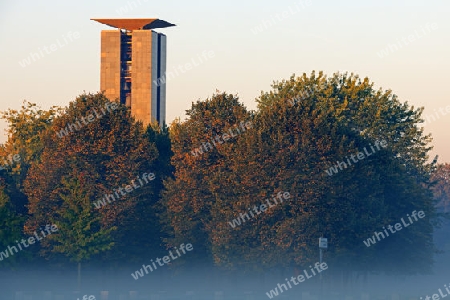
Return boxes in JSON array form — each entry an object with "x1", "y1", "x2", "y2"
[{"x1": 0, "y1": 72, "x2": 448, "y2": 279}]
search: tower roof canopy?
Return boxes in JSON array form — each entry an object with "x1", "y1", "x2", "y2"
[{"x1": 90, "y1": 18, "x2": 175, "y2": 30}]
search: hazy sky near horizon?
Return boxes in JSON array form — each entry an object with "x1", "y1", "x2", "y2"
[{"x1": 0, "y1": 0, "x2": 449, "y2": 162}]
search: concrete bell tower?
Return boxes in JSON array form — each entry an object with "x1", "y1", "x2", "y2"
[{"x1": 91, "y1": 18, "x2": 175, "y2": 126}]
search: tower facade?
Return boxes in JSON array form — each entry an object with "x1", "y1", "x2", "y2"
[{"x1": 91, "y1": 18, "x2": 175, "y2": 126}]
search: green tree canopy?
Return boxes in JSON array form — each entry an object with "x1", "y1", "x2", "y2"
[{"x1": 163, "y1": 72, "x2": 438, "y2": 277}]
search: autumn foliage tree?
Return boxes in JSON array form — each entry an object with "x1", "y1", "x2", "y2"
[
  {"x1": 161, "y1": 93, "x2": 253, "y2": 268},
  {"x1": 163, "y1": 72, "x2": 438, "y2": 279},
  {"x1": 23, "y1": 93, "x2": 160, "y2": 270},
  {"x1": 0, "y1": 102, "x2": 61, "y2": 269}
]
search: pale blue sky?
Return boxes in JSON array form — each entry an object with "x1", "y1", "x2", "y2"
[{"x1": 1, "y1": 0, "x2": 449, "y2": 162}]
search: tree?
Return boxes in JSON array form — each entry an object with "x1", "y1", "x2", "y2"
[
  {"x1": 0, "y1": 101, "x2": 62, "y2": 215},
  {"x1": 24, "y1": 92, "x2": 159, "y2": 270},
  {"x1": 249, "y1": 72, "x2": 437, "y2": 277},
  {"x1": 50, "y1": 174, "x2": 116, "y2": 290},
  {"x1": 162, "y1": 72, "x2": 438, "y2": 280},
  {"x1": 161, "y1": 93, "x2": 252, "y2": 270}
]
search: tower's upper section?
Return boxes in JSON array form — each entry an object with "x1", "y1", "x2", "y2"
[{"x1": 90, "y1": 18, "x2": 175, "y2": 31}]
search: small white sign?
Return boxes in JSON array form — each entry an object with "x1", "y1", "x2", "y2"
[{"x1": 319, "y1": 237, "x2": 327, "y2": 248}]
